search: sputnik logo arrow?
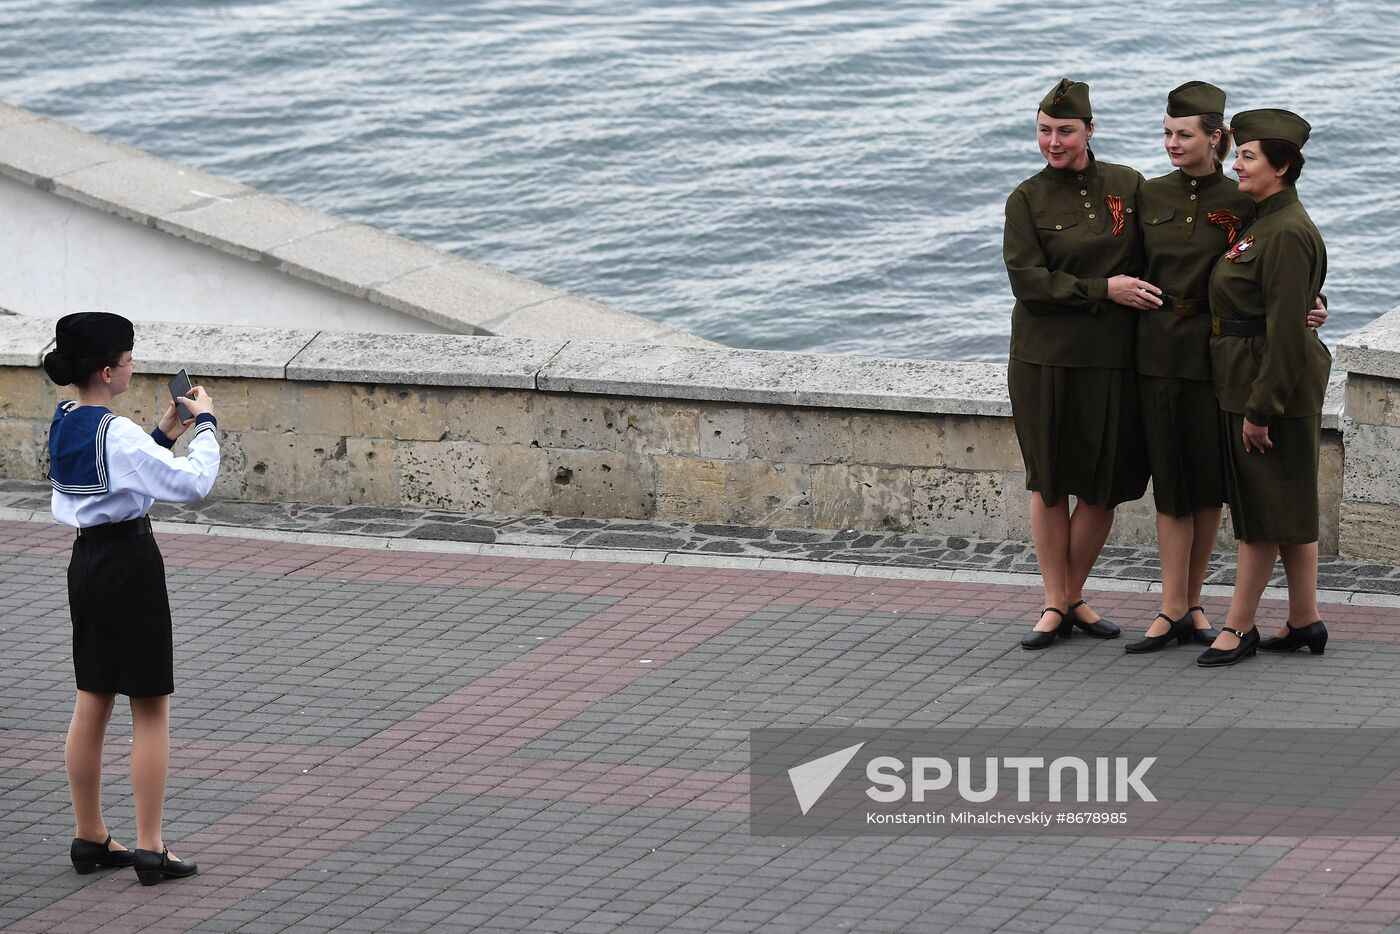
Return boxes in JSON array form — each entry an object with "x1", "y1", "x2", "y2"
[{"x1": 788, "y1": 742, "x2": 865, "y2": 815}]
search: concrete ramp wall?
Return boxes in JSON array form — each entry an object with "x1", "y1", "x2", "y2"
[{"x1": 0, "y1": 102, "x2": 713, "y2": 346}]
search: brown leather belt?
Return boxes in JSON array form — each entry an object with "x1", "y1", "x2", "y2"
[
  {"x1": 77, "y1": 516, "x2": 152, "y2": 541},
  {"x1": 1163, "y1": 296, "x2": 1208, "y2": 318},
  {"x1": 1211, "y1": 315, "x2": 1266, "y2": 338}
]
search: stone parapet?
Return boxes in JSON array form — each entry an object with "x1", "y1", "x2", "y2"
[
  {"x1": 1339, "y1": 305, "x2": 1400, "y2": 560},
  {"x1": 0, "y1": 316, "x2": 1353, "y2": 554}
]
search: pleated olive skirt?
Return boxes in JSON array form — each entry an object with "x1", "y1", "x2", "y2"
[
  {"x1": 1008, "y1": 360, "x2": 1149, "y2": 509},
  {"x1": 1139, "y1": 375, "x2": 1226, "y2": 517},
  {"x1": 1220, "y1": 411, "x2": 1321, "y2": 545},
  {"x1": 68, "y1": 531, "x2": 174, "y2": 698}
]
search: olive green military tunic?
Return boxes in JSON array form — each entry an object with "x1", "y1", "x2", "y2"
[
  {"x1": 1004, "y1": 153, "x2": 1150, "y2": 508},
  {"x1": 1136, "y1": 167, "x2": 1254, "y2": 516},
  {"x1": 1207, "y1": 186, "x2": 1330, "y2": 544}
]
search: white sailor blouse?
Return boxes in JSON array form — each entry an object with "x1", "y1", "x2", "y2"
[{"x1": 48, "y1": 402, "x2": 221, "y2": 528}]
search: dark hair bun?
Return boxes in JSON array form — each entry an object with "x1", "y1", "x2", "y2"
[{"x1": 43, "y1": 350, "x2": 75, "y2": 386}]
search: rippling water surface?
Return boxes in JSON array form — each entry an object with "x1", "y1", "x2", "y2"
[{"x1": 0, "y1": 1, "x2": 1394, "y2": 359}]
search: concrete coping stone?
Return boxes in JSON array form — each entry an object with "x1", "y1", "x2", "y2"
[
  {"x1": 0, "y1": 314, "x2": 57, "y2": 366},
  {"x1": 536, "y1": 340, "x2": 1013, "y2": 416},
  {"x1": 0, "y1": 100, "x2": 710, "y2": 348},
  {"x1": 1336, "y1": 304, "x2": 1400, "y2": 382},
  {"x1": 1323, "y1": 374, "x2": 1345, "y2": 432},
  {"x1": 131, "y1": 321, "x2": 321, "y2": 380},
  {"x1": 285, "y1": 330, "x2": 566, "y2": 389},
  {"x1": 0, "y1": 108, "x2": 141, "y2": 185},
  {"x1": 0, "y1": 316, "x2": 1362, "y2": 421},
  {"x1": 0, "y1": 316, "x2": 318, "y2": 379}
]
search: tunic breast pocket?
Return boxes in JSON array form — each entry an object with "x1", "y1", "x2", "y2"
[
  {"x1": 1035, "y1": 213, "x2": 1077, "y2": 232},
  {"x1": 1142, "y1": 208, "x2": 1175, "y2": 227}
]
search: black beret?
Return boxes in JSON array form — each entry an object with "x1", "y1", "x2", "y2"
[{"x1": 53, "y1": 312, "x2": 134, "y2": 360}]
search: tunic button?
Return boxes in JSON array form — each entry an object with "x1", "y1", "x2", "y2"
[
  {"x1": 1080, "y1": 189, "x2": 1087, "y2": 196},
  {"x1": 1077, "y1": 174, "x2": 1084, "y2": 180},
  {"x1": 1088, "y1": 213, "x2": 1095, "y2": 219},
  {"x1": 1191, "y1": 179, "x2": 1198, "y2": 186},
  {"x1": 1055, "y1": 225, "x2": 1063, "y2": 230},
  {"x1": 1186, "y1": 217, "x2": 1194, "y2": 223},
  {"x1": 1084, "y1": 202, "x2": 1091, "y2": 207},
  {"x1": 1190, "y1": 194, "x2": 1197, "y2": 200}
]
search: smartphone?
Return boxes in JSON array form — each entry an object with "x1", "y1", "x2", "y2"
[{"x1": 168, "y1": 368, "x2": 196, "y2": 422}]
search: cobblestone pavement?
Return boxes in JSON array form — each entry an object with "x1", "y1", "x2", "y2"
[
  {"x1": 3, "y1": 480, "x2": 1400, "y2": 596},
  {"x1": 4, "y1": 514, "x2": 1400, "y2": 933}
]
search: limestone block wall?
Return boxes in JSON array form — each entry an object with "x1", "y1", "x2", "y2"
[
  {"x1": 0, "y1": 316, "x2": 1348, "y2": 553},
  {"x1": 1337, "y1": 307, "x2": 1400, "y2": 561}
]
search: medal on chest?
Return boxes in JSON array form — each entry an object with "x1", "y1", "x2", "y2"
[{"x1": 1223, "y1": 235, "x2": 1254, "y2": 262}]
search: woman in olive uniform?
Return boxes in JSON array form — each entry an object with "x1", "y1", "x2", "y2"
[
  {"x1": 1198, "y1": 109, "x2": 1331, "y2": 667},
  {"x1": 1004, "y1": 78, "x2": 1158, "y2": 649},
  {"x1": 1126, "y1": 83, "x2": 1255, "y2": 652},
  {"x1": 1128, "y1": 85, "x2": 1329, "y2": 654}
]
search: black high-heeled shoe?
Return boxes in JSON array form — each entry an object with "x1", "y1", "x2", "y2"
[
  {"x1": 132, "y1": 847, "x2": 198, "y2": 885},
  {"x1": 1068, "y1": 599, "x2": 1121, "y2": 639},
  {"x1": 70, "y1": 835, "x2": 134, "y2": 874},
  {"x1": 1186, "y1": 605, "x2": 1218, "y2": 645},
  {"x1": 1197, "y1": 625, "x2": 1259, "y2": 668},
  {"x1": 1021, "y1": 607, "x2": 1073, "y2": 650},
  {"x1": 1124, "y1": 612, "x2": 1192, "y2": 654},
  {"x1": 1259, "y1": 620, "x2": 1328, "y2": 655}
]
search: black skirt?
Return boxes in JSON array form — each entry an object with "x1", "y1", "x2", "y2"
[
  {"x1": 1220, "y1": 411, "x2": 1321, "y2": 545},
  {"x1": 1140, "y1": 375, "x2": 1227, "y2": 517},
  {"x1": 1008, "y1": 360, "x2": 1149, "y2": 509},
  {"x1": 68, "y1": 520, "x2": 174, "y2": 698}
]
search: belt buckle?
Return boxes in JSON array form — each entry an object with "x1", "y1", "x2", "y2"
[
  {"x1": 1171, "y1": 297, "x2": 1196, "y2": 317},
  {"x1": 1210, "y1": 316, "x2": 1222, "y2": 337}
]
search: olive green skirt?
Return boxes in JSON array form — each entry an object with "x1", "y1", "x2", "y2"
[
  {"x1": 1008, "y1": 360, "x2": 1149, "y2": 509},
  {"x1": 1220, "y1": 411, "x2": 1321, "y2": 545},
  {"x1": 1140, "y1": 375, "x2": 1226, "y2": 517}
]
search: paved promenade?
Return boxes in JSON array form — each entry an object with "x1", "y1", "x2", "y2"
[{"x1": 3, "y1": 500, "x2": 1400, "y2": 933}]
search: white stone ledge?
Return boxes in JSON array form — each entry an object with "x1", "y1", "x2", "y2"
[
  {"x1": 0, "y1": 314, "x2": 57, "y2": 366},
  {"x1": 1324, "y1": 374, "x2": 1345, "y2": 433},
  {"x1": 284, "y1": 331, "x2": 565, "y2": 389},
  {"x1": 536, "y1": 341, "x2": 1012, "y2": 416},
  {"x1": 0, "y1": 101, "x2": 711, "y2": 349},
  {"x1": 0, "y1": 316, "x2": 1364, "y2": 425},
  {"x1": 1337, "y1": 304, "x2": 1400, "y2": 381},
  {"x1": 133, "y1": 321, "x2": 320, "y2": 380}
]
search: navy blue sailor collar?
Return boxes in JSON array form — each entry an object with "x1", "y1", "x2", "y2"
[{"x1": 48, "y1": 402, "x2": 116, "y2": 495}]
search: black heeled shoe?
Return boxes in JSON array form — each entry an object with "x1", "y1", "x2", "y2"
[
  {"x1": 132, "y1": 847, "x2": 198, "y2": 885},
  {"x1": 1021, "y1": 607, "x2": 1073, "y2": 650},
  {"x1": 1124, "y1": 612, "x2": 1192, "y2": 654},
  {"x1": 1068, "y1": 599, "x2": 1120, "y2": 639},
  {"x1": 1259, "y1": 620, "x2": 1328, "y2": 655},
  {"x1": 1187, "y1": 605, "x2": 1218, "y2": 645},
  {"x1": 70, "y1": 835, "x2": 134, "y2": 874},
  {"x1": 1197, "y1": 625, "x2": 1259, "y2": 668}
]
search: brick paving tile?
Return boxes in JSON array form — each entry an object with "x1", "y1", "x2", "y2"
[{"x1": 2, "y1": 516, "x2": 1400, "y2": 932}]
